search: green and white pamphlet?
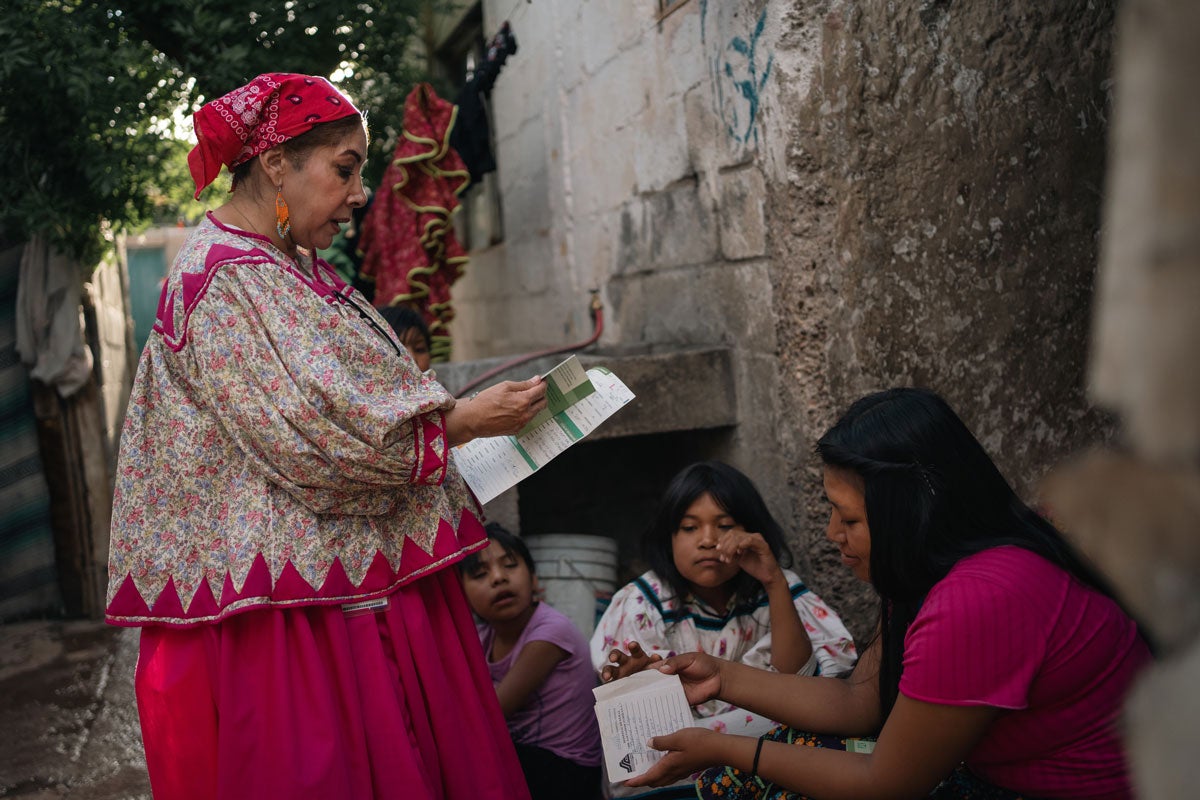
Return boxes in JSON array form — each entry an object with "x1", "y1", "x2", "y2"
[{"x1": 451, "y1": 355, "x2": 635, "y2": 503}]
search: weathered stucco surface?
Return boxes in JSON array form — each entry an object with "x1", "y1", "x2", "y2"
[
  {"x1": 766, "y1": 0, "x2": 1120, "y2": 637},
  {"x1": 449, "y1": 0, "x2": 801, "y2": 589},
  {"x1": 451, "y1": 0, "x2": 1124, "y2": 641},
  {"x1": 454, "y1": 1, "x2": 1198, "y2": 790}
]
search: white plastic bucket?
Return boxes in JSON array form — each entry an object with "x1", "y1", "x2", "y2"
[{"x1": 525, "y1": 534, "x2": 619, "y2": 637}]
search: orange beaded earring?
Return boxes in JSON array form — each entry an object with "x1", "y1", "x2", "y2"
[{"x1": 275, "y1": 186, "x2": 291, "y2": 239}]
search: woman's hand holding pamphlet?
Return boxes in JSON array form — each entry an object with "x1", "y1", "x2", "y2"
[
  {"x1": 592, "y1": 670, "x2": 694, "y2": 782},
  {"x1": 452, "y1": 355, "x2": 635, "y2": 503}
]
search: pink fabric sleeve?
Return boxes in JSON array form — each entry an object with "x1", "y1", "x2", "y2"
[{"x1": 899, "y1": 556, "x2": 1053, "y2": 710}]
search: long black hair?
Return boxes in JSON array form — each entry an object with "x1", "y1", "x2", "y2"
[
  {"x1": 644, "y1": 461, "x2": 793, "y2": 607},
  {"x1": 816, "y1": 387, "x2": 1127, "y2": 718},
  {"x1": 377, "y1": 305, "x2": 431, "y2": 349}
]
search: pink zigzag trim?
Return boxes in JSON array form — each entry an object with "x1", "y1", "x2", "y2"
[
  {"x1": 153, "y1": 215, "x2": 354, "y2": 352},
  {"x1": 106, "y1": 507, "x2": 487, "y2": 628},
  {"x1": 154, "y1": 243, "x2": 277, "y2": 351},
  {"x1": 410, "y1": 412, "x2": 447, "y2": 485}
]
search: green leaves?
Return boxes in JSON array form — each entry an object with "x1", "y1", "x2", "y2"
[{"x1": 1, "y1": 0, "x2": 425, "y2": 265}]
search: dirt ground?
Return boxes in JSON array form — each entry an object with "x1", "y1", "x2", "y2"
[{"x1": 0, "y1": 620, "x2": 150, "y2": 799}]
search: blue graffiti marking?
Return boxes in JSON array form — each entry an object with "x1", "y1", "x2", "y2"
[{"x1": 710, "y1": 8, "x2": 773, "y2": 146}]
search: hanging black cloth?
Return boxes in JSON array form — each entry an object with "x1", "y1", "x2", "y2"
[{"x1": 450, "y1": 22, "x2": 518, "y2": 188}]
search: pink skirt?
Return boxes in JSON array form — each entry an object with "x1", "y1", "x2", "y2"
[{"x1": 135, "y1": 567, "x2": 531, "y2": 800}]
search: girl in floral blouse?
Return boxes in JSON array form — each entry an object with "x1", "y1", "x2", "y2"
[{"x1": 590, "y1": 461, "x2": 856, "y2": 799}]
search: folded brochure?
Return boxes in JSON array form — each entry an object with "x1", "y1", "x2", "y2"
[
  {"x1": 451, "y1": 355, "x2": 635, "y2": 504},
  {"x1": 593, "y1": 670, "x2": 695, "y2": 781},
  {"x1": 516, "y1": 354, "x2": 595, "y2": 437}
]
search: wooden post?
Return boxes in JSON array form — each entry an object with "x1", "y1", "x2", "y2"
[{"x1": 29, "y1": 375, "x2": 111, "y2": 618}]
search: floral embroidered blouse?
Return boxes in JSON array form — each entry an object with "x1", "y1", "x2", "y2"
[
  {"x1": 590, "y1": 569, "x2": 857, "y2": 734},
  {"x1": 106, "y1": 216, "x2": 483, "y2": 626}
]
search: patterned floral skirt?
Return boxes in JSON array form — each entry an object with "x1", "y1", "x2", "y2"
[{"x1": 695, "y1": 726, "x2": 1036, "y2": 800}]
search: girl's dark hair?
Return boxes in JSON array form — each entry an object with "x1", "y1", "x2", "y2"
[
  {"x1": 459, "y1": 522, "x2": 535, "y2": 576},
  {"x1": 816, "y1": 387, "x2": 1130, "y2": 718},
  {"x1": 231, "y1": 114, "x2": 366, "y2": 191},
  {"x1": 644, "y1": 461, "x2": 793, "y2": 606},
  {"x1": 378, "y1": 305, "x2": 432, "y2": 348}
]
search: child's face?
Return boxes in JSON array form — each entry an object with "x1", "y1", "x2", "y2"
[
  {"x1": 400, "y1": 329, "x2": 432, "y2": 372},
  {"x1": 461, "y1": 540, "x2": 538, "y2": 624},
  {"x1": 672, "y1": 492, "x2": 742, "y2": 608}
]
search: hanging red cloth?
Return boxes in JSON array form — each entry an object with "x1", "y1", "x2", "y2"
[{"x1": 359, "y1": 83, "x2": 470, "y2": 360}]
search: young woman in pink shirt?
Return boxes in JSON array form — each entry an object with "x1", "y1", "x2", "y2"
[{"x1": 627, "y1": 388, "x2": 1152, "y2": 800}]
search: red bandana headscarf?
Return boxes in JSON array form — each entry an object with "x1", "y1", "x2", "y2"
[{"x1": 187, "y1": 73, "x2": 361, "y2": 199}]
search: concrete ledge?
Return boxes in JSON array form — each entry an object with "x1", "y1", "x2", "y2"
[{"x1": 435, "y1": 346, "x2": 738, "y2": 439}]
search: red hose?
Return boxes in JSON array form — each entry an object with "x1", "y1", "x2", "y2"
[{"x1": 454, "y1": 293, "x2": 604, "y2": 398}]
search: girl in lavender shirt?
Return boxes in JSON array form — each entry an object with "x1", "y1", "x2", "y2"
[{"x1": 461, "y1": 523, "x2": 604, "y2": 800}]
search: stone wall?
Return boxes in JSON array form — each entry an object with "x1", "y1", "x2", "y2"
[
  {"x1": 437, "y1": 2, "x2": 1196, "y2": 789},
  {"x1": 766, "y1": 0, "x2": 1120, "y2": 637},
  {"x1": 447, "y1": 0, "x2": 801, "y2": 578},
  {"x1": 450, "y1": 0, "x2": 1122, "y2": 640}
]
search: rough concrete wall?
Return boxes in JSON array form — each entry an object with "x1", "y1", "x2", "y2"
[
  {"x1": 454, "y1": 0, "x2": 781, "y2": 361},
  {"x1": 448, "y1": 0, "x2": 1121, "y2": 640},
  {"x1": 453, "y1": 0, "x2": 714, "y2": 357},
  {"x1": 450, "y1": 0, "x2": 802, "y2": 553},
  {"x1": 767, "y1": 0, "x2": 1119, "y2": 638}
]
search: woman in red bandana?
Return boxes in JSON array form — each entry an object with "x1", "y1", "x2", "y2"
[{"x1": 107, "y1": 73, "x2": 546, "y2": 800}]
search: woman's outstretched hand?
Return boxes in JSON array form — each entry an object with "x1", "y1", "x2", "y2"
[
  {"x1": 715, "y1": 528, "x2": 784, "y2": 586},
  {"x1": 445, "y1": 376, "x2": 547, "y2": 445},
  {"x1": 601, "y1": 640, "x2": 662, "y2": 683},
  {"x1": 652, "y1": 651, "x2": 725, "y2": 706},
  {"x1": 624, "y1": 727, "x2": 722, "y2": 788}
]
